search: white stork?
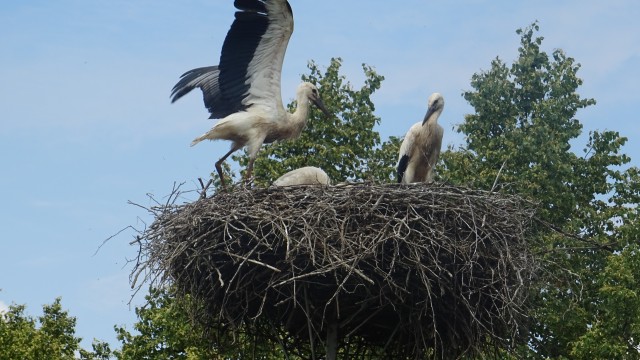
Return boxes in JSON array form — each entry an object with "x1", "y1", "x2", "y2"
[
  {"x1": 272, "y1": 166, "x2": 331, "y2": 186},
  {"x1": 397, "y1": 92, "x2": 445, "y2": 184},
  {"x1": 171, "y1": 0, "x2": 330, "y2": 187}
]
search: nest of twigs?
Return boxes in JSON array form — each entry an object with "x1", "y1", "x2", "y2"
[{"x1": 132, "y1": 183, "x2": 537, "y2": 358}]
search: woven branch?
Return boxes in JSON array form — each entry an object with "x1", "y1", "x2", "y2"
[{"x1": 132, "y1": 183, "x2": 537, "y2": 358}]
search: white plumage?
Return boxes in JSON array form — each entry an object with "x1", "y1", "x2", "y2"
[
  {"x1": 171, "y1": 0, "x2": 329, "y2": 187},
  {"x1": 397, "y1": 93, "x2": 445, "y2": 184},
  {"x1": 272, "y1": 166, "x2": 331, "y2": 186}
]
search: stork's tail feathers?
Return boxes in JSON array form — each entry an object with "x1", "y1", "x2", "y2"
[
  {"x1": 191, "y1": 136, "x2": 205, "y2": 147},
  {"x1": 171, "y1": 66, "x2": 220, "y2": 104}
]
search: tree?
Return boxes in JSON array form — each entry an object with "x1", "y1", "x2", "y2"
[
  {"x1": 569, "y1": 242, "x2": 640, "y2": 359},
  {"x1": 441, "y1": 22, "x2": 640, "y2": 358},
  {"x1": 235, "y1": 57, "x2": 399, "y2": 185},
  {"x1": 0, "y1": 303, "x2": 38, "y2": 360},
  {"x1": 114, "y1": 287, "x2": 221, "y2": 360},
  {"x1": 0, "y1": 297, "x2": 109, "y2": 360},
  {"x1": 441, "y1": 22, "x2": 601, "y2": 226},
  {"x1": 114, "y1": 287, "x2": 305, "y2": 359}
]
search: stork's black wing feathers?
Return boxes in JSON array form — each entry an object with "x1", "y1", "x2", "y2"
[
  {"x1": 234, "y1": 0, "x2": 268, "y2": 13},
  {"x1": 397, "y1": 154, "x2": 410, "y2": 183},
  {"x1": 171, "y1": 66, "x2": 218, "y2": 104},
  {"x1": 170, "y1": 66, "x2": 244, "y2": 119},
  {"x1": 172, "y1": 0, "x2": 292, "y2": 119},
  {"x1": 217, "y1": 11, "x2": 269, "y2": 114}
]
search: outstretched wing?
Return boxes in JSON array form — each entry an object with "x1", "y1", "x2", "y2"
[
  {"x1": 171, "y1": 0, "x2": 294, "y2": 119},
  {"x1": 171, "y1": 66, "x2": 233, "y2": 119}
]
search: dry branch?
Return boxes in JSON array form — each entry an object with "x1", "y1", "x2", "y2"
[{"x1": 132, "y1": 182, "x2": 537, "y2": 358}]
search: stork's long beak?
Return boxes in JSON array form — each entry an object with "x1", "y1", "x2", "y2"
[
  {"x1": 422, "y1": 105, "x2": 436, "y2": 126},
  {"x1": 312, "y1": 97, "x2": 331, "y2": 117}
]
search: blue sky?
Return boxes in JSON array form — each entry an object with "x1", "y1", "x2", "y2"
[{"x1": 1, "y1": 0, "x2": 638, "y2": 349}]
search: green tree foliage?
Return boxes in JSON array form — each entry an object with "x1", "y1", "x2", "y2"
[
  {"x1": 114, "y1": 287, "x2": 292, "y2": 359},
  {"x1": 0, "y1": 297, "x2": 108, "y2": 360},
  {"x1": 441, "y1": 22, "x2": 602, "y2": 226},
  {"x1": 441, "y1": 22, "x2": 640, "y2": 358},
  {"x1": 114, "y1": 287, "x2": 218, "y2": 360},
  {"x1": 234, "y1": 57, "x2": 399, "y2": 185},
  {"x1": 0, "y1": 303, "x2": 37, "y2": 360},
  {"x1": 570, "y1": 243, "x2": 640, "y2": 359}
]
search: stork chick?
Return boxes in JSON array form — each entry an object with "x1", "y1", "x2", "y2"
[{"x1": 272, "y1": 166, "x2": 331, "y2": 186}]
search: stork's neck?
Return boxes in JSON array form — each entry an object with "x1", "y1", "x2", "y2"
[
  {"x1": 424, "y1": 109, "x2": 443, "y2": 125},
  {"x1": 286, "y1": 94, "x2": 312, "y2": 136}
]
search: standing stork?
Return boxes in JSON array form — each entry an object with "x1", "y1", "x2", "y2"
[
  {"x1": 397, "y1": 92, "x2": 445, "y2": 184},
  {"x1": 171, "y1": 0, "x2": 330, "y2": 187}
]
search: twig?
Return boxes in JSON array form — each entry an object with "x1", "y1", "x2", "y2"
[
  {"x1": 198, "y1": 178, "x2": 213, "y2": 199},
  {"x1": 491, "y1": 160, "x2": 508, "y2": 192}
]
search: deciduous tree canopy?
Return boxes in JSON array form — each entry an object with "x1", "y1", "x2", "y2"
[{"x1": 441, "y1": 22, "x2": 640, "y2": 359}]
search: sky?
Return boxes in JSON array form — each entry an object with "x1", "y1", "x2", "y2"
[{"x1": 1, "y1": 0, "x2": 638, "y2": 350}]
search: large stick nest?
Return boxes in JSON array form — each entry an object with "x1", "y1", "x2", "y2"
[{"x1": 133, "y1": 183, "x2": 537, "y2": 358}]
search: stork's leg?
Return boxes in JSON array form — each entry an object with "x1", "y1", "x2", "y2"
[
  {"x1": 244, "y1": 157, "x2": 256, "y2": 186},
  {"x1": 243, "y1": 135, "x2": 265, "y2": 186},
  {"x1": 214, "y1": 159, "x2": 227, "y2": 189},
  {"x1": 215, "y1": 147, "x2": 238, "y2": 189}
]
